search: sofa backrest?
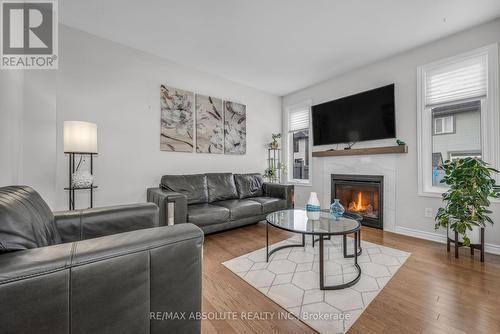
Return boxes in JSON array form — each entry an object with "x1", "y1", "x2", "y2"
[
  {"x1": 206, "y1": 173, "x2": 238, "y2": 202},
  {"x1": 161, "y1": 174, "x2": 208, "y2": 204},
  {"x1": 0, "y1": 186, "x2": 62, "y2": 252},
  {"x1": 234, "y1": 173, "x2": 264, "y2": 199}
]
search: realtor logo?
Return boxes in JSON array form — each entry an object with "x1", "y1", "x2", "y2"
[{"x1": 1, "y1": 0, "x2": 58, "y2": 69}]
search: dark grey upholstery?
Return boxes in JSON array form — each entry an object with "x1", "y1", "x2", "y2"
[
  {"x1": 160, "y1": 174, "x2": 208, "y2": 204},
  {"x1": 148, "y1": 173, "x2": 294, "y2": 234},
  {"x1": 0, "y1": 186, "x2": 203, "y2": 334},
  {"x1": 0, "y1": 186, "x2": 61, "y2": 251},
  {"x1": 54, "y1": 203, "x2": 158, "y2": 242},
  {"x1": 234, "y1": 173, "x2": 264, "y2": 198},
  {"x1": 250, "y1": 197, "x2": 288, "y2": 214},
  {"x1": 188, "y1": 203, "x2": 230, "y2": 226},
  {"x1": 147, "y1": 188, "x2": 188, "y2": 224},
  {"x1": 212, "y1": 199, "x2": 262, "y2": 220},
  {"x1": 206, "y1": 173, "x2": 238, "y2": 202}
]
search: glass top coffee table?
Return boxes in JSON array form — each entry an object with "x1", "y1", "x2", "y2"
[{"x1": 266, "y1": 209, "x2": 362, "y2": 290}]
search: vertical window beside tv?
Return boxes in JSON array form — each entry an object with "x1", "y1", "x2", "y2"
[
  {"x1": 311, "y1": 84, "x2": 396, "y2": 146},
  {"x1": 417, "y1": 44, "x2": 499, "y2": 195},
  {"x1": 288, "y1": 108, "x2": 310, "y2": 183}
]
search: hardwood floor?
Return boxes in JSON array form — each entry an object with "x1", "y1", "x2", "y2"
[{"x1": 201, "y1": 222, "x2": 500, "y2": 333}]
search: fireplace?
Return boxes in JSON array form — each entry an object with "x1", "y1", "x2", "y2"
[{"x1": 331, "y1": 174, "x2": 384, "y2": 229}]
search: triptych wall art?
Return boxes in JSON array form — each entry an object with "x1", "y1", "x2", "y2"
[{"x1": 160, "y1": 84, "x2": 246, "y2": 154}]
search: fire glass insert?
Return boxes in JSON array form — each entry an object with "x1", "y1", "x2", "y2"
[{"x1": 331, "y1": 174, "x2": 383, "y2": 229}]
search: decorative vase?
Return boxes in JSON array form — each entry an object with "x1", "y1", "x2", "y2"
[
  {"x1": 330, "y1": 199, "x2": 345, "y2": 220},
  {"x1": 270, "y1": 141, "x2": 279, "y2": 149},
  {"x1": 71, "y1": 171, "x2": 94, "y2": 189},
  {"x1": 306, "y1": 192, "x2": 321, "y2": 220}
]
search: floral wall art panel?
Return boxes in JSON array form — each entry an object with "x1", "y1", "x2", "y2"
[
  {"x1": 160, "y1": 84, "x2": 194, "y2": 152},
  {"x1": 224, "y1": 101, "x2": 246, "y2": 154},
  {"x1": 196, "y1": 94, "x2": 224, "y2": 153}
]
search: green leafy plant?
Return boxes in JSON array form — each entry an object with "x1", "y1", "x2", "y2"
[
  {"x1": 435, "y1": 158, "x2": 500, "y2": 246},
  {"x1": 270, "y1": 133, "x2": 282, "y2": 149},
  {"x1": 263, "y1": 163, "x2": 286, "y2": 182}
]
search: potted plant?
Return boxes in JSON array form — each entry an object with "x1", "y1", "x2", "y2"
[
  {"x1": 435, "y1": 158, "x2": 500, "y2": 246},
  {"x1": 263, "y1": 163, "x2": 286, "y2": 183},
  {"x1": 270, "y1": 133, "x2": 281, "y2": 149}
]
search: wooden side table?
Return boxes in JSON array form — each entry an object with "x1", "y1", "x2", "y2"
[{"x1": 447, "y1": 227, "x2": 485, "y2": 262}]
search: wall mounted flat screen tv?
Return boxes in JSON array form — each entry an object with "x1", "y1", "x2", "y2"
[{"x1": 312, "y1": 84, "x2": 396, "y2": 145}]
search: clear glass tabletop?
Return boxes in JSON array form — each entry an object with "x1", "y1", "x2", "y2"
[{"x1": 266, "y1": 209, "x2": 361, "y2": 235}]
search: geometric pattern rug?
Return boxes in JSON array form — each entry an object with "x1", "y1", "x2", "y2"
[{"x1": 223, "y1": 235, "x2": 410, "y2": 333}]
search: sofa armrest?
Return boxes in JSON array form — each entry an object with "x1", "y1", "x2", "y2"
[
  {"x1": 0, "y1": 224, "x2": 203, "y2": 334},
  {"x1": 147, "y1": 187, "x2": 188, "y2": 226},
  {"x1": 263, "y1": 183, "x2": 294, "y2": 208},
  {"x1": 53, "y1": 203, "x2": 159, "y2": 243}
]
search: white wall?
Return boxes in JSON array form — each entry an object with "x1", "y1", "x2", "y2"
[
  {"x1": 0, "y1": 71, "x2": 57, "y2": 206},
  {"x1": 22, "y1": 72, "x2": 57, "y2": 206},
  {"x1": 54, "y1": 25, "x2": 282, "y2": 210},
  {"x1": 283, "y1": 19, "x2": 500, "y2": 250},
  {"x1": 0, "y1": 71, "x2": 23, "y2": 186}
]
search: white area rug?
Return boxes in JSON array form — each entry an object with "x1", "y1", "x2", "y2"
[{"x1": 223, "y1": 235, "x2": 410, "y2": 333}]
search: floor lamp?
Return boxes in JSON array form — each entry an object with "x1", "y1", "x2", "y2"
[{"x1": 63, "y1": 121, "x2": 98, "y2": 210}]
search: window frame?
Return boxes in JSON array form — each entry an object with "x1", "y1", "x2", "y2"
[
  {"x1": 284, "y1": 100, "x2": 313, "y2": 186},
  {"x1": 433, "y1": 115, "x2": 454, "y2": 135},
  {"x1": 417, "y1": 44, "x2": 499, "y2": 197}
]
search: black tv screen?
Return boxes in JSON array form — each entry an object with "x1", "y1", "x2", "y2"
[{"x1": 312, "y1": 84, "x2": 396, "y2": 145}]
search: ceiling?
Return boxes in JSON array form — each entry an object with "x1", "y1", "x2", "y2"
[{"x1": 60, "y1": 0, "x2": 500, "y2": 96}]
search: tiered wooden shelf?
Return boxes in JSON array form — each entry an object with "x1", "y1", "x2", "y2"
[{"x1": 312, "y1": 145, "x2": 408, "y2": 157}]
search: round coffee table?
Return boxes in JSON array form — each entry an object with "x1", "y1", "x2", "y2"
[{"x1": 266, "y1": 209, "x2": 362, "y2": 290}]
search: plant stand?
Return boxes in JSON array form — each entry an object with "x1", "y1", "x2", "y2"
[
  {"x1": 447, "y1": 227, "x2": 485, "y2": 262},
  {"x1": 266, "y1": 148, "x2": 281, "y2": 183}
]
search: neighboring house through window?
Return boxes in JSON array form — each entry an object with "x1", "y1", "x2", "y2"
[
  {"x1": 418, "y1": 44, "x2": 499, "y2": 195},
  {"x1": 287, "y1": 105, "x2": 311, "y2": 184}
]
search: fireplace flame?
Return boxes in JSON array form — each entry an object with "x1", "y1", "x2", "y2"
[{"x1": 348, "y1": 192, "x2": 366, "y2": 212}]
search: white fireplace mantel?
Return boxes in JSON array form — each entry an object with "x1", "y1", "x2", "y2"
[{"x1": 312, "y1": 155, "x2": 398, "y2": 232}]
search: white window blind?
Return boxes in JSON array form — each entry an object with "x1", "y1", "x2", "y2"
[
  {"x1": 289, "y1": 109, "x2": 309, "y2": 132},
  {"x1": 425, "y1": 54, "x2": 487, "y2": 106}
]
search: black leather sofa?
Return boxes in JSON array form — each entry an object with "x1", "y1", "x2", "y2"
[
  {"x1": 147, "y1": 173, "x2": 294, "y2": 234},
  {"x1": 0, "y1": 186, "x2": 203, "y2": 334}
]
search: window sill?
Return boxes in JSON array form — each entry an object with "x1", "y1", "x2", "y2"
[
  {"x1": 418, "y1": 191, "x2": 443, "y2": 199},
  {"x1": 418, "y1": 190, "x2": 500, "y2": 204},
  {"x1": 288, "y1": 180, "x2": 312, "y2": 187}
]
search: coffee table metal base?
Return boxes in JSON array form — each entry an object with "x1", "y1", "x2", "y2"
[
  {"x1": 266, "y1": 222, "x2": 306, "y2": 262},
  {"x1": 319, "y1": 233, "x2": 361, "y2": 290},
  {"x1": 266, "y1": 223, "x2": 362, "y2": 290}
]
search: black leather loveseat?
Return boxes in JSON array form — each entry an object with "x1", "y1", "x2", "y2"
[
  {"x1": 147, "y1": 173, "x2": 294, "y2": 234},
  {"x1": 0, "y1": 186, "x2": 203, "y2": 334}
]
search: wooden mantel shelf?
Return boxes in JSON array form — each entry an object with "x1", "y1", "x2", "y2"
[{"x1": 312, "y1": 145, "x2": 408, "y2": 157}]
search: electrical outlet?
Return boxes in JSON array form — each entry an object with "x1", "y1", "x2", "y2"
[{"x1": 424, "y1": 208, "x2": 434, "y2": 218}]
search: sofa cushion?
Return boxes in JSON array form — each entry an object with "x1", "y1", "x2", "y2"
[
  {"x1": 206, "y1": 173, "x2": 238, "y2": 202},
  {"x1": 212, "y1": 199, "x2": 262, "y2": 220},
  {"x1": 251, "y1": 197, "x2": 288, "y2": 214},
  {"x1": 234, "y1": 173, "x2": 264, "y2": 199},
  {"x1": 0, "y1": 186, "x2": 62, "y2": 252},
  {"x1": 161, "y1": 174, "x2": 208, "y2": 205},
  {"x1": 187, "y1": 203, "x2": 230, "y2": 227}
]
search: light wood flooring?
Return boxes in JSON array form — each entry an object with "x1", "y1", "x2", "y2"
[{"x1": 201, "y1": 222, "x2": 500, "y2": 333}]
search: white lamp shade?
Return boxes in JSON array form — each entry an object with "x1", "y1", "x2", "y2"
[{"x1": 64, "y1": 121, "x2": 98, "y2": 153}]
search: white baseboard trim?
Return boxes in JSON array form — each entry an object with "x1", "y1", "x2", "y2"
[{"x1": 393, "y1": 226, "x2": 500, "y2": 256}]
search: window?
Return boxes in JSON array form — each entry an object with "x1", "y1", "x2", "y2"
[
  {"x1": 433, "y1": 115, "x2": 454, "y2": 134},
  {"x1": 418, "y1": 44, "x2": 499, "y2": 195},
  {"x1": 287, "y1": 105, "x2": 311, "y2": 184}
]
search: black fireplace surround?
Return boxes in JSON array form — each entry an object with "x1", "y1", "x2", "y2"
[{"x1": 331, "y1": 174, "x2": 384, "y2": 229}]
